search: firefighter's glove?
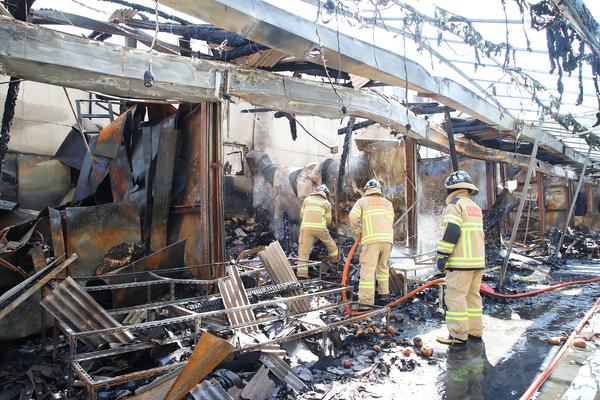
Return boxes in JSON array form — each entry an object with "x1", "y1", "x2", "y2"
[{"x1": 436, "y1": 255, "x2": 448, "y2": 272}]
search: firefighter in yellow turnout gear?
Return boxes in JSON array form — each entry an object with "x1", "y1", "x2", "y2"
[
  {"x1": 297, "y1": 185, "x2": 339, "y2": 278},
  {"x1": 349, "y1": 179, "x2": 395, "y2": 307},
  {"x1": 436, "y1": 170, "x2": 485, "y2": 349}
]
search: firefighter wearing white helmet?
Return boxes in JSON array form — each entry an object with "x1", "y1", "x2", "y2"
[
  {"x1": 297, "y1": 184, "x2": 338, "y2": 278},
  {"x1": 436, "y1": 170, "x2": 485, "y2": 349},
  {"x1": 349, "y1": 179, "x2": 395, "y2": 309}
]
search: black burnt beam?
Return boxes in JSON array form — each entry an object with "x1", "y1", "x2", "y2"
[
  {"x1": 262, "y1": 63, "x2": 350, "y2": 80},
  {"x1": 121, "y1": 19, "x2": 252, "y2": 48},
  {"x1": 403, "y1": 102, "x2": 455, "y2": 115},
  {"x1": 336, "y1": 119, "x2": 377, "y2": 135}
]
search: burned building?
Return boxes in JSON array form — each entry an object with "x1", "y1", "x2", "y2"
[{"x1": 0, "y1": 0, "x2": 599, "y2": 399}]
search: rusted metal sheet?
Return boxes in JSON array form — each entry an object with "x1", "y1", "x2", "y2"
[
  {"x1": 150, "y1": 128, "x2": 180, "y2": 252},
  {"x1": 190, "y1": 378, "x2": 233, "y2": 400},
  {"x1": 41, "y1": 276, "x2": 133, "y2": 349},
  {"x1": 0, "y1": 254, "x2": 76, "y2": 322},
  {"x1": 164, "y1": 331, "x2": 235, "y2": 400},
  {"x1": 259, "y1": 353, "x2": 309, "y2": 393},
  {"x1": 0, "y1": 218, "x2": 40, "y2": 256},
  {"x1": 72, "y1": 137, "x2": 112, "y2": 203},
  {"x1": 28, "y1": 244, "x2": 46, "y2": 271},
  {"x1": 94, "y1": 107, "x2": 134, "y2": 159},
  {"x1": 54, "y1": 122, "x2": 98, "y2": 170},
  {"x1": 65, "y1": 202, "x2": 141, "y2": 278},
  {"x1": 48, "y1": 208, "x2": 65, "y2": 260},
  {"x1": 17, "y1": 155, "x2": 71, "y2": 210},
  {"x1": 170, "y1": 104, "x2": 211, "y2": 272},
  {"x1": 217, "y1": 264, "x2": 257, "y2": 334},
  {"x1": 109, "y1": 145, "x2": 134, "y2": 203},
  {"x1": 208, "y1": 103, "x2": 225, "y2": 265},
  {"x1": 103, "y1": 240, "x2": 186, "y2": 309}
]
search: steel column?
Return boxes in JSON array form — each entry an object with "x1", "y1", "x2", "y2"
[
  {"x1": 555, "y1": 145, "x2": 593, "y2": 257},
  {"x1": 208, "y1": 102, "x2": 225, "y2": 264},
  {"x1": 536, "y1": 172, "x2": 546, "y2": 234},
  {"x1": 405, "y1": 138, "x2": 417, "y2": 246},
  {"x1": 444, "y1": 110, "x2": 459, "y2": 171},
  {"x1": 498, "y1": 117, "x2": 544, "y2": 290}
]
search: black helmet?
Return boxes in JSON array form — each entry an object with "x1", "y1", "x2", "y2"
[
  {"x1": 444, "y1": 170, "x2": 479, "y2": 195},
  {"x1": 316, "y1": 184, "x2": 330, "y2": 196},
  {"x1": 364, "y1": 179, "x2": 383, "y2": 191}
]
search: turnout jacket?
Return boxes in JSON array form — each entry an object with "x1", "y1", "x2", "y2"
[
  {"x1": 300, "y1": 192, "x2": 332, "y2": 231},
  {"x1": 436, "y1": 189, "x2": 485, "y2": 270},
  {"x1": 349, "y1": 189, "x2": 395, "y2": 244}
]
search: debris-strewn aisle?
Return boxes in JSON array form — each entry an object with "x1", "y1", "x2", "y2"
[{"x1": 0, "y1": 260, "x2": 596, "y2": 399}]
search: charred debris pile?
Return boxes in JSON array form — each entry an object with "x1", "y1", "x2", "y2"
[{"x1": 0, "y1": 237, "x2": 445, "y2": 400}]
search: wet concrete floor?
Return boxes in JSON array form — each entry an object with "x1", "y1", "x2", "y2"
[{"x1": 328, "y1": 264, "x2": 599, "y2": 399}]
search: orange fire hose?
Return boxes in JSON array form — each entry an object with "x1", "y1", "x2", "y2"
[
  {"x1": 480, "y1": 278, "x2": 600, "y2": 298},
  {"x1": 341, "y1": 237, "x2": 600, "y2": 396},
  {"x1": 342, "y1": 236, "x2": 600, "y2": 316},
  {"x1": 519, "y1": 296, "x2": 600, "y2": 400}
]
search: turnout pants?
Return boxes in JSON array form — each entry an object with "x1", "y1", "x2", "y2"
[
  {"x1": 358, "y1": 242, "x2": 392, "y2": 305},
  {"x1": 297, "y1": 229, "x2": 339, "y2": 278},
  {"x1": 444, "y1": 269, "x2": 484, "y2": 341}
]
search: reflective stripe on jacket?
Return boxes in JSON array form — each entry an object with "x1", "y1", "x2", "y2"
[
  {"x1": 300, "y1": 192, "x2": 332, "y2": 231},
  {"x1": 437, "y1": 189, "x2": 485, "y2": 270},
  {"x1": 349, "y1": 188, "x2": 394, "y2": 244}
]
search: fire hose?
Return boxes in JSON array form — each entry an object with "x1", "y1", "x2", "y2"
[
  {"x1": 520, "y1": 296, "x2": 600, "y2": 400},
  {"x1": 341, "y1": 236, "x2": 600, "y2": 316},
  {"x1": 341, "y1": 236, "x2": 600, "y2": 397}
]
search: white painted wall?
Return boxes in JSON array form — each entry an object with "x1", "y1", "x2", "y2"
[
  {"x1": 0, "y1": 75, "x2": 89, "y2": 156},
  {"x1": 224, "y1": 100, "x2": 348, "y2": 167},
  {"x1": 0, "y1": 79, "x2": 373, "y2": 168}
]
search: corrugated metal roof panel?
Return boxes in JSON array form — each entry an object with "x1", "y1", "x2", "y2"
[
  {"x1": 41, "y1": 276, "x2": 133, "y2": 348},
  {"x1": 190, "y1": 378, "x2": 233, "y2": 400},
  {"x1": 259, "y1": 353, "x2": 308, "y2": 393},
  {"x1": 217, "y1": 264, "x2": 258, "y2": 333}
]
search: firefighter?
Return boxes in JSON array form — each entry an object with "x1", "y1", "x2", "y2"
[
  {"x1": 349, "y1": 179, "x2": 395, "y2": 309},
  {"x1": 435, "y1": 170, "x2": 485, "y2": 349},
  {"x1": 297, "y1": 184, "x2": 339, "y2": 278}
]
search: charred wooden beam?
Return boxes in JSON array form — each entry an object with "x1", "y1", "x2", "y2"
[
  {"x1": 0, "y1": 17, "x2": 586, "y2": 182},
  {"x1": 162, "y1": 0, "x2": 590, "y2": 166},
  {"x1": 262, "y1": 63, "x2": 350, "y2": 80},
  {"x1": 336, "y1": 119, "x2": 377, "y2": 135},
  {"x1": 0, "y1": 17, "x2": 428, "y2": 139},
  {"x1": 444, "y1": 110, "x2": 460, "y2": 171}
]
